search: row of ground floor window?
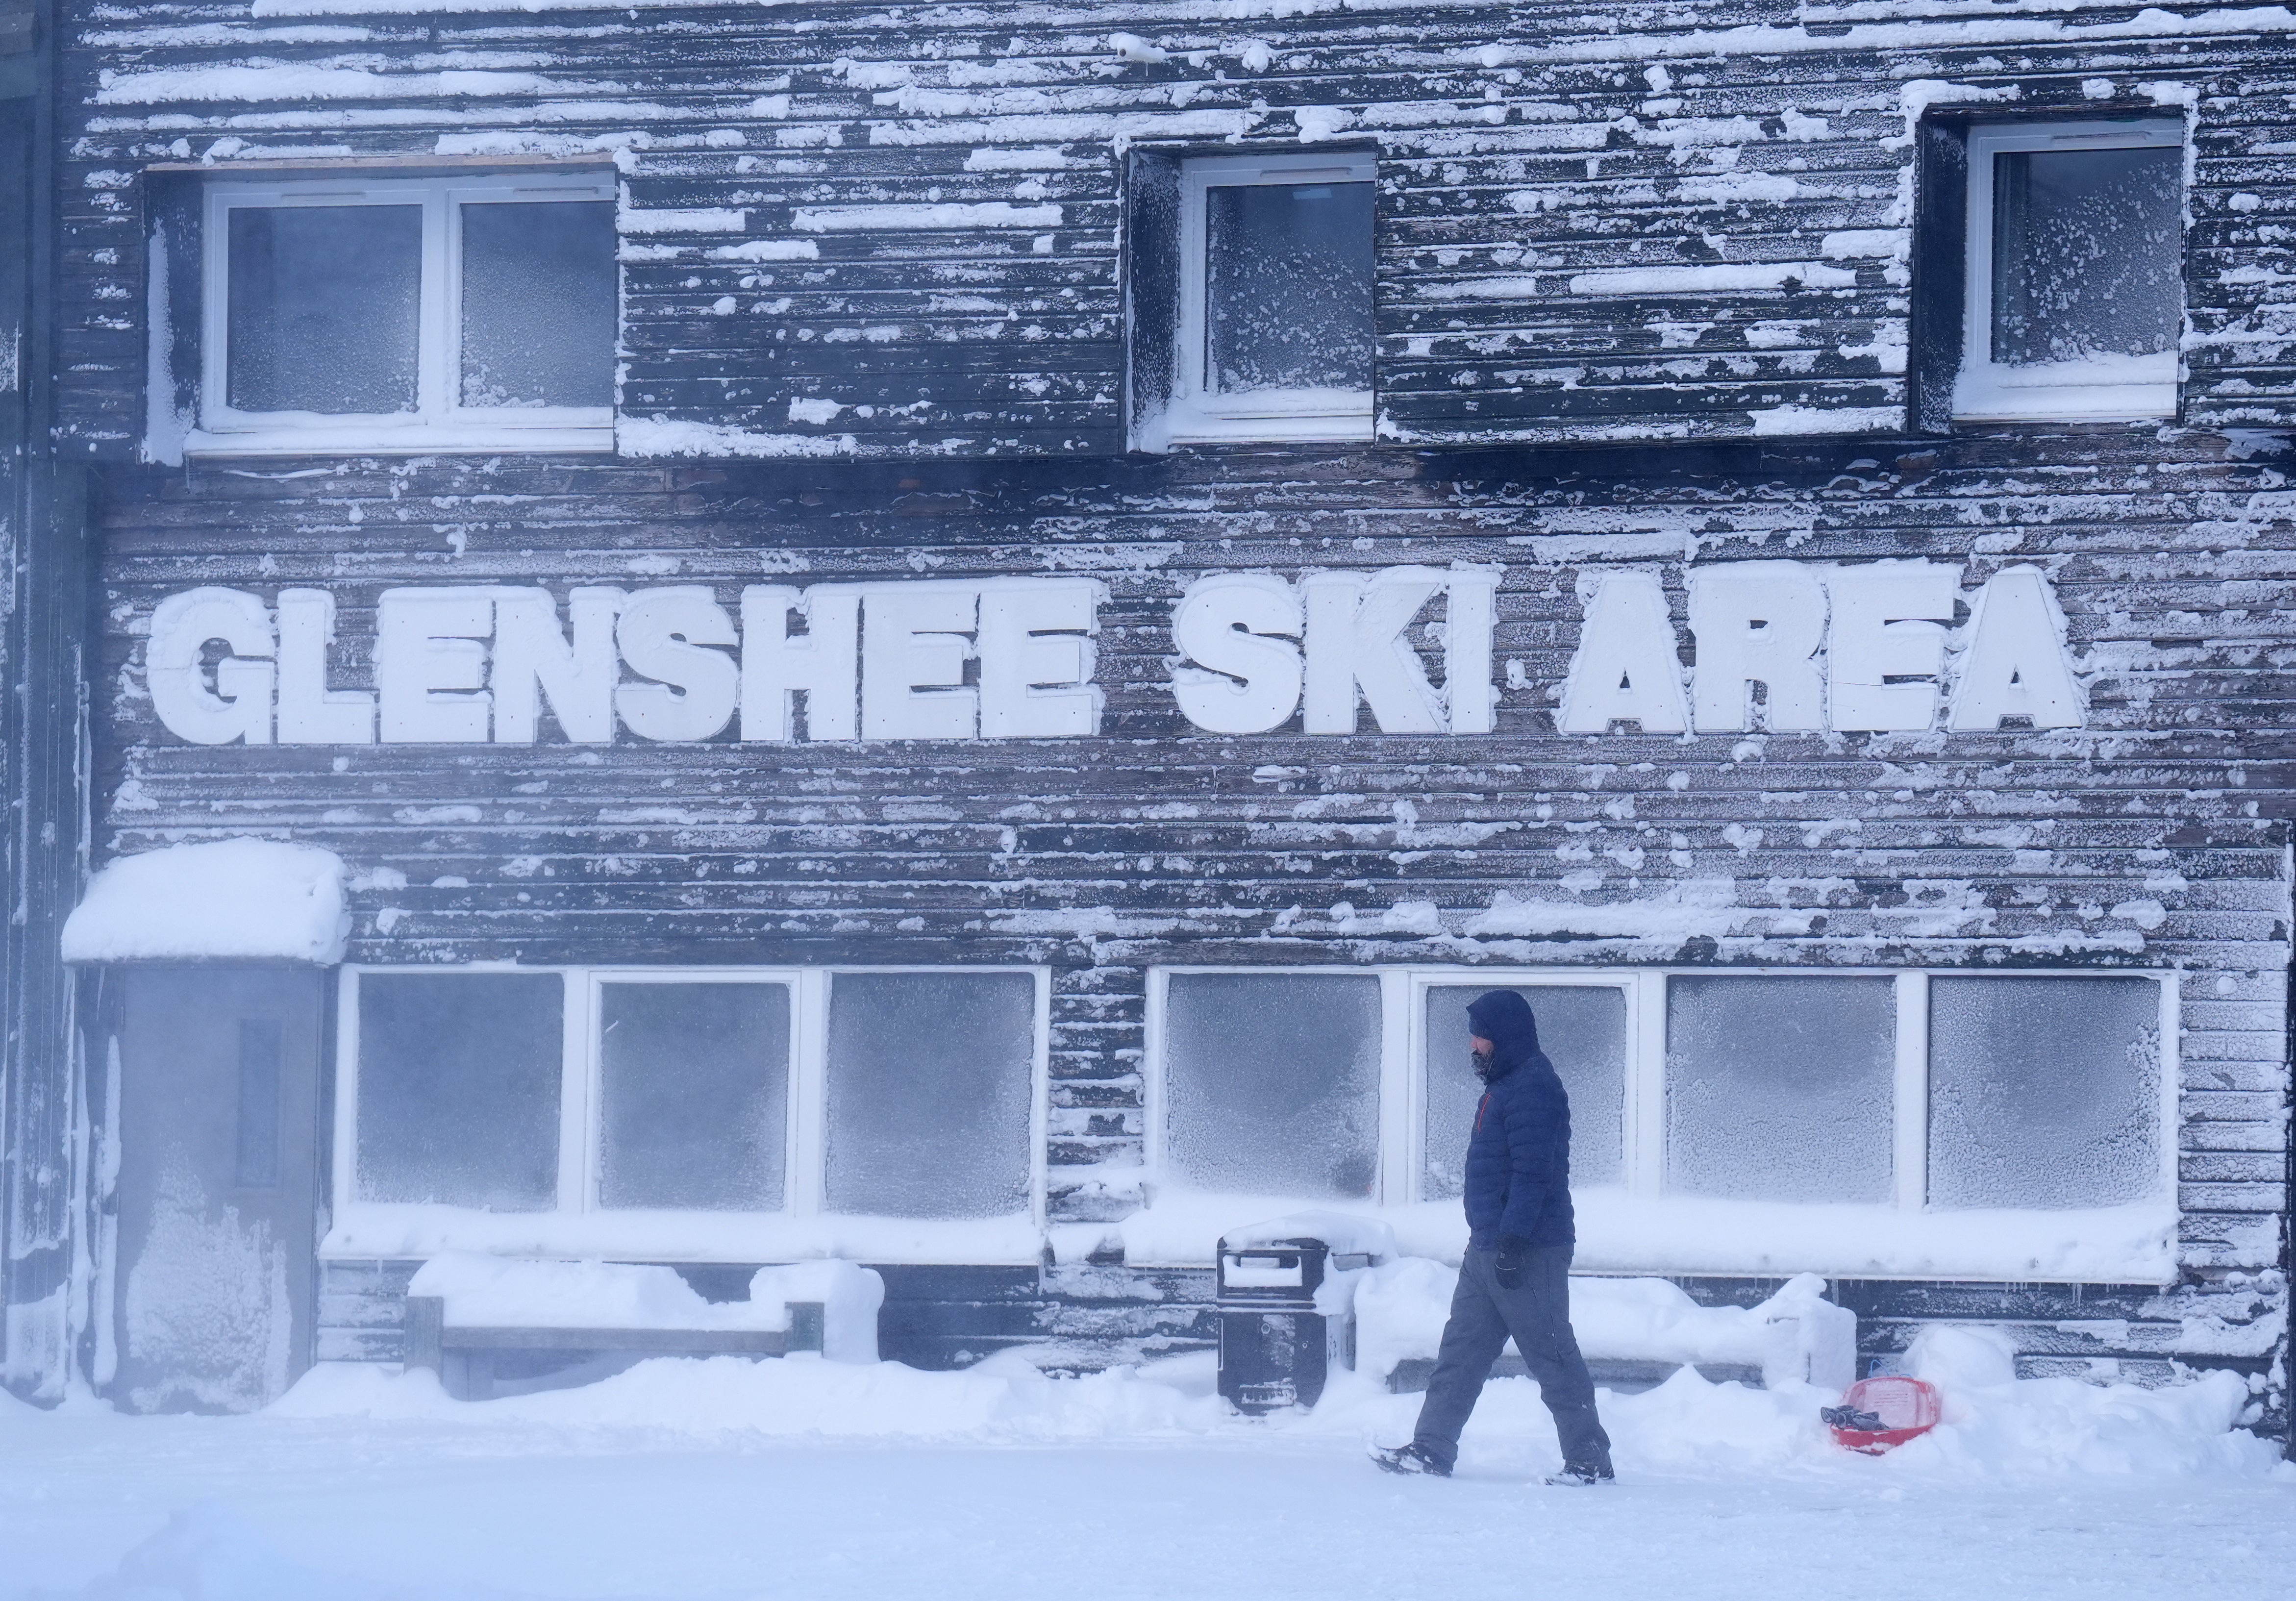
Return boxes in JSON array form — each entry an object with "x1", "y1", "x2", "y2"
[{"x1": 291, "y1": 964, "x2": 2177, "y2": 1269}]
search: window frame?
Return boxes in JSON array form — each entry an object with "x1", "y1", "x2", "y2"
[
  {"x1": 195, "y1": 173, "x2": 617, "y2": 457},
  {"x1": 1953, "y1": 118, "x2": 2185, "y2": 424},
  {"x1": 1168, "y1": 151, "x2": 1378, "y2": 445},
  {"x1": 1144, "y1": 964, "x2": 2179, "y2": 1275},
  {"x1": 327, "y1": 963, "x2": 1051, "y2": 1263}
]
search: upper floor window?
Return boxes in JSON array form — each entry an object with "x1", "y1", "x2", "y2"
[
  {"x1": 196, "y1": 174, "x2": 616, "y2": 455},
  {"x1": 1954, "y1": 121, "x2": 2183, "y2": 423},
  {"x1": 1168, "y1": 153, "x2": 1375, "y2": 444}
]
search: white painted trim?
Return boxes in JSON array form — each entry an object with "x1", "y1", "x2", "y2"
[
  {"x1": 1628, "y1": 970, "x2": 1668, "y2": 1199},
  {"x1": 194, "y1": 173, "x2": 615, "y2": 457},
  {"x1": 1377, "y1": 968, "x2": 1414, "y2": 1204},
  {"x1": 1954, "y1": 119, "x2": 2183, "y2": 423},
  {"x1": 2159, "y1": 968, "x2": 2184, "y2": 1212},
  {"x1": 329, "y1": 965, "x2": 361, "y2": 1227},
  {"x1": 556, "y1": 968, "x2": 590, "y2": 1215},
  {"x1": 1142, "y1": 965, "x2": 1169, "y2": 1203},
  {"x1": 790, "y1": 967, "x2": 829, "y2": 1220},
  {"x1": 1893, "y1": 971, "x2": 1929, "y2": 1212},
  {"x1": 1171, "y1": 152, "x2": 1376, "y2": 445},
  {"x1": 1029, "y1": 968, "x2": 1053, "y2": 1233}
]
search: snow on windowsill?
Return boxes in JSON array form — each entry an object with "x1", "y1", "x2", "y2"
[
  {"x1": 1952, "y1": 352, "x2": 2177, "y2": 424},
  {"x1": 1119, "y1": 1186, "x2": 2177, "y2": 1284},
  {"x1": 184, "y1": 420, "x2": 613, "y2": 457},
  {"x1": 61, "y1": 839, "x2": 350, "y2": 964},
  {"x1": 1137, "y1": 390, "x2": 1374, "y2": 452},
  {"x1": 324, "y1": 1205, "x2": 1045, "y2": 1267}
]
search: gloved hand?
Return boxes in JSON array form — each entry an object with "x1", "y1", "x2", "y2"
[{"x1": 1493, "y1": 1234, "x2": 1530, "y2": 1291}]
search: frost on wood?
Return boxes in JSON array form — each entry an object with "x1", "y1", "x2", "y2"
[
  {"x1": 54, "y1": 0, "x2": 2296, "y2": 455},
  {"x1": 61, "y1": 840, "x2": 349, "y2": 964}
]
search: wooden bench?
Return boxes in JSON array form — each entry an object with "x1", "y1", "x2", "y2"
[{"x1": 402, "y1": 1295, "x2": 827, "y2": 1402}]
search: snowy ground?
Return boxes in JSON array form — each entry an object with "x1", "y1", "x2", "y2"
[{"x1": 4, "y1": 1351, "x2": 2291, "y2": 1601}]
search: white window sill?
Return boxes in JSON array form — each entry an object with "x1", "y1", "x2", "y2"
[
  {"x1": 322, "y1": 1203, "x2": 1046, "y2": 1266},
  {"x1": 186, "y1": 421, "x2": 616, "y2": 457},
  {"x1": 1144, "y1": 390, "x2": 1375, "y2": 450},
  {"x1": 1114, "y1": 1188, "x2": 2178, "y2": 1284},
  {"x1": 1952, "y1": 356, "x2": 2177, "y2": 424}
]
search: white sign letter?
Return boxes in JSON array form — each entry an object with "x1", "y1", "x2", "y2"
[
  {"x1": 1558, "y1": 574, "x2": 1689, "y2": 735},
  {"x1": 494, "y1": 587, "x2": 622, "y2": 744},
  {"x1": 1949, "y1": 566, "x2": 2083, "y2": 731},
  {"x1": 978, "y1": 578, "x2": 1103, "y2": 739},
  {"x1": 275, "y1": 589, "x2": 374, "y2": 745},
  {"x1": 862, "y1": 583, "x2": 977, "y2": 740},
  {"x1": 376, "y1": 589, "x2": 491, "y2": 744},
  {"x1": 1444, "y1": 568, "x2": 1501, "y2": 735},
  {"x1": 740, "y1": 584, "x2": 860, "y2": 742},
  {"x1": 1171, "y1": 574, "x2": 1304, "y2": 735},
  {"x1": 148, "y1": 586, "x2": 274, "y2": 746},
  {"x1": 616, "y1": 587, "x2": 740, "y2": 742},
  {"x1": 1302, "y1": 571, "x2": 1446, "y2": 735},
  {"x1": 1826, "y1": 561, "x2": 1960, "y2": 732},
  {"x1": 1687, "y1": 562, "x2": 1826, "y2": 733}
]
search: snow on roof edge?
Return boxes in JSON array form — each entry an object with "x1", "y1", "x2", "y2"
[{"x1": 61, "y1": 839, "x2": 351, "y2": 965}]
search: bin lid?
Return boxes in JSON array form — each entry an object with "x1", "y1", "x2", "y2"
[{"x1": 1217, "y1": 1211, "x2": 1396, "y2": 1262}]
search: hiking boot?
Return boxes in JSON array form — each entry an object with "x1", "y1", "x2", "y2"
[
  {"x1": 1544, "y1": 1462, "x2": 1616, "y2": 1487},
  {"x1": 1370, "y1": 1441, "x2": 1453, "y2": 1477}
]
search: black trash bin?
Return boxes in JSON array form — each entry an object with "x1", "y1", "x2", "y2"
[{"x1": 1214, "y1": 1231, "x2": 1375, "y2": 1414}]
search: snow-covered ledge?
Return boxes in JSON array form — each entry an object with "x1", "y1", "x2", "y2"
[
  {"x1": 1116, "y1": 1187, "x2": 2177, "y2": 1285},
  {"x1": 61, "y1": 839, "x2": 350, "y2": 964}
]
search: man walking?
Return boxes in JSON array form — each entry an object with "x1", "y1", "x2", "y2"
[{"x1": 1372, "y1": 989, "x2": 1615, "y2": 1484}]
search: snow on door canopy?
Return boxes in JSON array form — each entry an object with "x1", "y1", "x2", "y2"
[{"x1": 139, "y1": 561, "x2": 2079, "y2": 747}]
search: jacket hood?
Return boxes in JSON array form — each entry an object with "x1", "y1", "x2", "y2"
[{"x1": 1466, "y1": 989, "x2": 1553, "y2": 1081}]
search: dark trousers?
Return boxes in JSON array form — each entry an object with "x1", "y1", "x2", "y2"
[{"x1": 1410, "y1": 1244, "x2": 1613, "y2": 1472}]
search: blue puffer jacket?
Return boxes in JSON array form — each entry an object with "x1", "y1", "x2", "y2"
[{"x1": 1460, "y1": 991, "x2": 1575, "y2": 1250}]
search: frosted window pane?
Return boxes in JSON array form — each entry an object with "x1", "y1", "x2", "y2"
[
  {"x1": 1423, "y1": 986, "x2": 1625, "y2": 1198},
  {"x1": 1666, "y1": 976, "x2": 1895, "y2": 1203},
  {"x1": 1163, "y1": 973, "x2": 1380, "y2": 1199},
  {"x1": 1929, "y1": 977, "x2": 2160, "y2": 1209},
  {"x1": 1203, "y1": 180, "x2": 1373, "y2": 395},
  {"x1": 355, "y1": 973, "x2": 561, "y2": 1210},
  {"x1": 1991, "y1": 147, "x2": 2182, "y2": 365},
  {"x1": 598, "y1": 982, "x2": 789, "y2": 1211},
  {"x1": 459, "y1": 201, "x2": 616, "y2": 409},
  {"x1": 824, "y1": 973, "x2": 1034, "y2": 1218},
  {"x1": 227, "y1": 205, "x2": 422, "y2": 414}
]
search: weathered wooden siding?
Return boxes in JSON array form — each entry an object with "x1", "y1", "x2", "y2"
[
  {"x1": 85, "y1": 432, "x2": 2295, "y2": 1339},
  {"x1": 50, "y1": 0, "x2": 2296, "y2": 460},
  {"x1": 1, "y1": 0, "x2": 95, "y2": 1406}
]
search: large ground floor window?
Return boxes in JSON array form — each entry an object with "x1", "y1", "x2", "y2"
[
  {"x1": 1142, "y1": 967, "x2": 2177, "y2": 1280},
  {"x1": 330, "y1": 965, "x2": 1047, "y2": 1263}
]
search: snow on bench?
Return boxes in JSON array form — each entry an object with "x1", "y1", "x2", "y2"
[
  {"x1": 1355, "y1": 1263, "x2": 1857, "y2": 1395},
  {"x1": 401, "y1": 1254, "x2": 885, "y2": 1401}
]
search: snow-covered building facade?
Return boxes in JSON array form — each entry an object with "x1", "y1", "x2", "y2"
[{"x1": 1, "y1": 0, "x2": 2291, "y2": 1429}]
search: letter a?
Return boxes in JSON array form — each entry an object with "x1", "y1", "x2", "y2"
[{"x1": 1558, "y1": 574, "x2": 1689, "y2": 735}]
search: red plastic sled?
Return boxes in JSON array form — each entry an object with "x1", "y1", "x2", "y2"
[{"x1": 1824, "y1": 1376, "x2": 1942, "y2": 1454}]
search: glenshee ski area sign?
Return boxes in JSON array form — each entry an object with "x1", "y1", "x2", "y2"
[{"x1": 141, "y1": 561, "x2": 2081, "y2": 747}]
